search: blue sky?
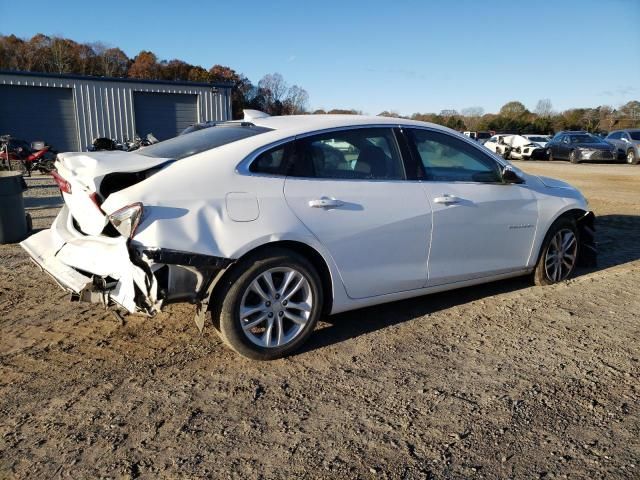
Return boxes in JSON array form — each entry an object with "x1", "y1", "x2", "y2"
[{"x1": 2, "y1": 0, "x2": 639, "y2": 115}]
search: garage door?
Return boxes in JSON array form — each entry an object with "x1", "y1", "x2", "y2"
[
  {"x1": 133, "y1": 92, "x2": 198, "y2": 141},
  {"x1": 0, "y1": 85, "x2": 78, "y2": 152}
]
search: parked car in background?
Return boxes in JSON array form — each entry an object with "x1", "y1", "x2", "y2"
[
  {"x1": 546, "y1": 131, "x2": 617, "y2": 163},
  {"x1": 484, "y1": 134, "x2": 513, "y2": 158},
  {"x1": 523, "y1": 134, "x2": 551, "y2": 148},
  {"x1": 476, "y1": 131, "x2": 493, "y2": 144},
  {"x1": 463, "y1": 131, "x2": 492, "y2": 144},
  {"x1": 463, "y1": 131, "x2": 477, "y2": 140},
  {"x1": 21, "y1": 112, "x2": 596, "y2": 359},
  {"x1": 506, "y1": 135, "x2": 549, "y2": 160},
  {"x1": 606, "y1": 129, "x2": 640, "y2": 164}
]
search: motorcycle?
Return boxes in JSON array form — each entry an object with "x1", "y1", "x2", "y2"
[
  {"x1": 89, "y1": 133, "x2": 159, "y2": 152},
  {"x1": 0, "y1": 135, "x2": 57, "y2": 176}
]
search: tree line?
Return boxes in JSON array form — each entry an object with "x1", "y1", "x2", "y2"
[
  {"x1": 379, "y1": 99, "x2": 640, "y2": 134},
  {"x1": 1, "y1": 34, "x2": 638, "y2": 133},
  {"x1": 0, "y1": 34, "x2": 309, "y2": 118}
]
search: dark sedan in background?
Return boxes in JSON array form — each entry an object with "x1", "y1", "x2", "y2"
[{"x1": 547, "y1": 131, "x2": 617, "y2": 163}]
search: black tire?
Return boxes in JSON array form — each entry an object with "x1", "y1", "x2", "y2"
[
  {"x1": 626, "y1": 149, "x2": 639, "y2": 165},
  {"x1": 210, "y1": 247, "x2": 323, "y2": 360},
  {"x1": 503, "y1": 150, "x2": 510, "y2": 160},
  {"x1": 533, "y1": 217, "x2": 579, "y2": 286},
  {"x1": 569, "y1": 150, "x2": 580, "y2": 164}
]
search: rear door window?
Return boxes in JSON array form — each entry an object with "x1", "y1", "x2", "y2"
[{"x1": 291, "y1": 128, "x2": 405, "y2": 180}]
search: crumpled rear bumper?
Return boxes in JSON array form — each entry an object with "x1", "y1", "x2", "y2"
[{"x1": 20, "y1": 206, "x2": 157, "y2": 313}]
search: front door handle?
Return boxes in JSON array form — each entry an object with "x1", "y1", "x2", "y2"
[
  {"x1": 309, "y1": 197, "x2": 345, "y2": 209},
  {"x1": 433, "y1": 195, "x2": 461, "y2": 205}
]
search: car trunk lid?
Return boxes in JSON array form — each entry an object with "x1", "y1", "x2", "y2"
[{"x1": 54, "y1": 150, "x2": 171, "y2": 235}]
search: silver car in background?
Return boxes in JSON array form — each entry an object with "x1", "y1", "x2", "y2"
[{"x1": 606, "y1": 129, "x2": 640, "y2": 164}]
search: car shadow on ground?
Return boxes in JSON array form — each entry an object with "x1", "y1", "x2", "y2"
[
  {"x1": 299, "y1": 214, "x2": 640, "y2": 355},
  {"x1": 24, "y1": 196, "x2": 63, "y2": 209}
]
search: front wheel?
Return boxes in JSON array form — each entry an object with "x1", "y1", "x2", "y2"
[
  {"x1": 569, "y1": 150, "x2": 580, "y2": 164},
  {"x1": 533, "y1": 218, "x2": 579, "y2": 286},
  {"x1": 548, "y1": 149, "x2": 554, "y2": 161},
  {"x1": 211, "y1": 247, "x2": 323, "y2": 360},
  {"x1": 627, "y1": 149, "x2": 639, "y2": 165}
]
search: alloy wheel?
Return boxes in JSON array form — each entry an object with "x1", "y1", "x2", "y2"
[
  {"x1": 544, "y1": 228, "x2": 578, "y2": 282},
  {"x1": 239, "y1": 267, "x2": 313, "y2": 348},
  {"x1": 627, "y1": 151, "x2": 635, "y2": 164}
]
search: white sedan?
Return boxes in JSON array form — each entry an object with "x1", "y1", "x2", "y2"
[{"x1": 22, "y1": 112, "x2": 596, "y2": 359}]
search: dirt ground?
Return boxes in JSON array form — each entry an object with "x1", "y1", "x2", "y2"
[{"x1": 0, "y1": 161, "x2": 638, "y2": 479}]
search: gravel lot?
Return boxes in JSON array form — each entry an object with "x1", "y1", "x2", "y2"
[{"x1": 0, "y1": 161, "x2": 638, "y2": 479}]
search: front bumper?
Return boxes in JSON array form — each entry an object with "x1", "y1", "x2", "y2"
[
  {"x1": 580, "y1": 150, "x2": 616, "y2": 161},
  {"x1": 21, "y1": 206, "x2": 157, "y2": 313}
]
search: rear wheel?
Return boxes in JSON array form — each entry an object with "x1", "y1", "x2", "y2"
[
  {"x1": 627, "y1": 149, "x2": 638, "y2": 165},
  {"x1": 210, "y1": 247, "x2": 323, "y2": 360},
  {"x1": 533, "y1": 217, "x2": 579, "y2": 286}
]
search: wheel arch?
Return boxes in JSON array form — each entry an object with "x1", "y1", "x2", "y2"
[
  {"x1": 210, "y1": 240, "x2": 335, "y2": 316},
  {"x1": 536, "y1": 208, "x2": 596, "y2": 268}
]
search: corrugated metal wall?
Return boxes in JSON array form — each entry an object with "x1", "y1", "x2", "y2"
[{"x1": 0, "y1": 72, "x2": 232, "y2": 151}]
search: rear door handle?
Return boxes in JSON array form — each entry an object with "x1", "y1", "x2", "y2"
[
  {"x1": 433, "y1": 195, "x2": 461, "y2": 205},
  {"x1": 309, "y1": 197, "x2": 344, "y2": 209}
]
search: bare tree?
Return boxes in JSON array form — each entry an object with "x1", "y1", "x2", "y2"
[
  {"x1": 49, "y1": 37, "x2": 74, "y2": 73},
  {"x1": 258, "y1": 73, "x2": 288, "y2": 107},
  {"x1": 534, "y1": 99, "x2": 553, "y2": 117},
  {"x1": 284, "y1": 85, "x2": 309, "y2": 114},
  {"x1": 461, "y1": 107, "x2": 484, "y2": 130}
]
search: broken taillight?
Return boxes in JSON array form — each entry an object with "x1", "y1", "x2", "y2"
[
  {"x1": 107, "y1": 203, "x2": 144, "y2": 239},
  {"x1": 51, "y1": 170, "x2": 72, "y2": 194}
]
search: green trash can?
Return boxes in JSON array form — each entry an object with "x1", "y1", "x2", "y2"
[{"x1": 0, "y1": 171, "x2": 30, "y2": 243}]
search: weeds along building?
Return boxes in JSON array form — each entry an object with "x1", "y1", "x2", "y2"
[{"x1": 0, "y1": 70, "x2": 233, "y2": 152}]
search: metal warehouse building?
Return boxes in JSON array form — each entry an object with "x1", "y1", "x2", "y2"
[{"x1": 0, "y1": 71, "x2": 233, "y2": 152}]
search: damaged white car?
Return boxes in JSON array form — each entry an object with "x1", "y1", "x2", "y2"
[
  {"x1": 22, "y1": 112, "x2": 596, "y2": 359},
  {"x1": 508, "y1": 134, "x2": 551, "y2": 160}
]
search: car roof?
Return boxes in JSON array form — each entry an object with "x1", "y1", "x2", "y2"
[{"x1": 249, "y1": 114, "x2": 453, "y2": 137}]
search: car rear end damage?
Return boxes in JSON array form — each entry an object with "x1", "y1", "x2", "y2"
[
  {"x1": 20, "y1": 150, "x2": 235, "y2": 324},
  {"x1": 21, "y1": 203, "x2": 234, "y2": 325}
]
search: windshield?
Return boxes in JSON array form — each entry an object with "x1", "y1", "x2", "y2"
[
  {"x1": 568, "y1": 134, "x2": 603, "y2": 144},
  {"x1": 527, "y1": 136, "x2": 548, "y2": 142},
  {"x1": 630, "y1": 131, "x2": 640, "y2": 141},
  {"x1": 138, "y1": 125, "x2": 272, "y2": 159}
]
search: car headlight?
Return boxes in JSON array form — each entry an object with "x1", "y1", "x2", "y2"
[
  {"x1": 108, "y1": 203, "x2": 144, "y2": 238},
  {"x1": 580, "y1": 149, "x2": 595, "y2": 158}
]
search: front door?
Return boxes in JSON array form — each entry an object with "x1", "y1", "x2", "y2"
[
  {"x1": 283, "y1": 127, "x2": 432, "y2": 299},
  {"x1": 406, "y1": 128, "x2": 538, "y2": 285}
]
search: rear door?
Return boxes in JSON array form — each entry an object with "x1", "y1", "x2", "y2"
[
  {"x1": 282, "y1": 127, "x2": 432, "y2": 299},
  {"x1": 406, "y1": 128, "x2": 538, "y2": 285}
]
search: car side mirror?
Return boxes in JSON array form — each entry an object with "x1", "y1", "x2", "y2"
[
  {"x1": 502, "y1": 167, "x2": 524, "y2": 184},
  {"x1": 622, "y1": 137, "x2": 629, "y2": 142}
]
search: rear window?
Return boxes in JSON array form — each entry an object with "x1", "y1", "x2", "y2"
[{"x1": 138, "y1": 125, "x2": 272, "y2": 160}]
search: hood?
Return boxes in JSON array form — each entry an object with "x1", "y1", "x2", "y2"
[
  {"x1": 537, "y1": 175, "x2": 575, "y2": 189},
  {"x1": 57, "y1": 150, "x2": 173, "y2": 189},
  {"x1": 532, "y1": 141, "x2": 547, "y2": 148},
  {"x1": 572, "y1": 142, "x2": 612, "y2": 150}
]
